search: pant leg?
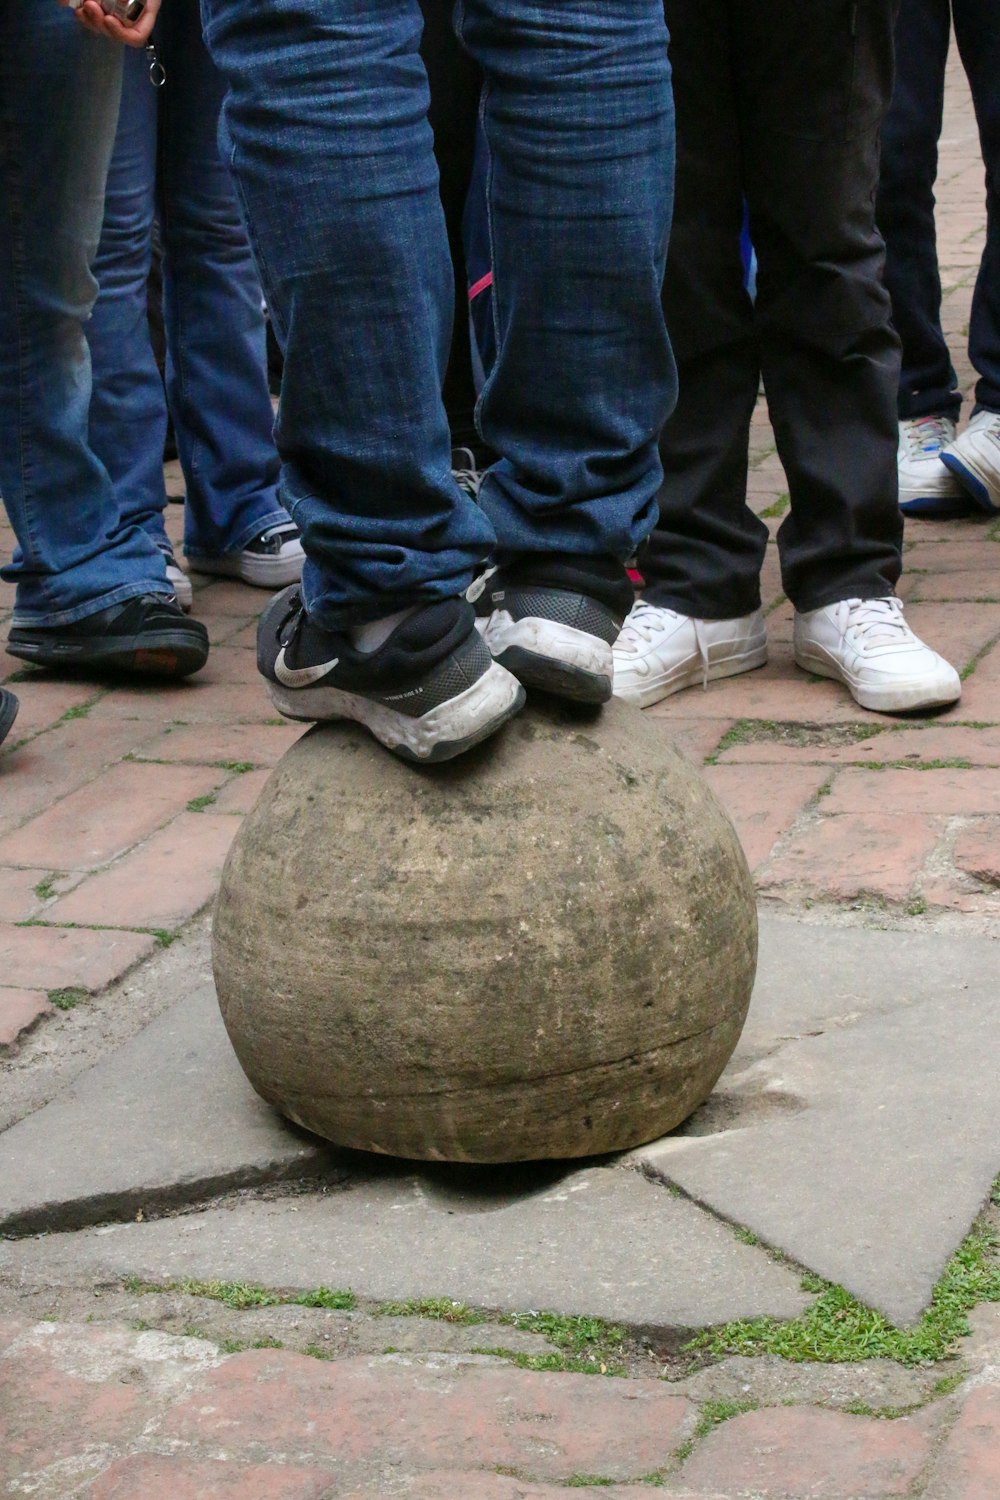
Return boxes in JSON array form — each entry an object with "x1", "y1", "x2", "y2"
[
  {"x1": 89, "y1": 43, "x2": 172, "y2": 550},
  {"x1": 737, "y1": 0, "x2": 903, "y2": 612},
  {"x1": 0, "y1": 3, "x2": 170, "y2": 626},
  {"x1": 953, "y1": 0, "x2": 1000, "y2": 414},
  {"x1": 200, "y1": 0, "x2": 495, "y2": 629},
  {"x1": 642, "y1": 0, "x2": 768, "y2": 620},
  {"x1": 419, "y1": 0, "x2": 482, "y2": 450},
  {"x1": 877, "y1": 0, "x2": 957, "y2": 419},
  {"x1": 156, "y1": 0, "x2": 285, "y2": 561},
  {"x1": 455, "y1": 0, "x2": 676, "y2": 565}
]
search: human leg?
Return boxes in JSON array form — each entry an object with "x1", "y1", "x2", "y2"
[
  {"x1": 202, "y1": 0, "x2": 520, "y2": 758},
  {"x1": 154, "y1": 0, "x2": 298, "y2": 582},
  {"x1": 938, "y1": 0, "x2": 1000, "y2": 511},
  {"x1": 456, "y1": 0, "x2": 677, "y2": 701},
  {"x1": 0, "y1": 2, "x2": 207, "y2": 675},
  {"x1": 612, "y1": 0, "x2": 768, "y2": 710}
]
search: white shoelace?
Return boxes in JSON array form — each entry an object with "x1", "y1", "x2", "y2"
[
  {"x1": 834, "y1": 596, "x2": 910, "y2": 646},
  {"x1": 616, "y1": 602, "x2": 711, "y2": 687},
  {"x1": 902, "y1": 416, "x2": 952, "y2": 460}
]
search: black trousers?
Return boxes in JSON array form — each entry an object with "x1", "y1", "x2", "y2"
[
  {"x1": 878, "y1": 0, "x2": 1000, "y2": 420},
  {"x1": 641, "y1": 0, "x2": 904, "y2": 619}
]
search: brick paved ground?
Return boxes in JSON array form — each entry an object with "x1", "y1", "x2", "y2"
[
  {"x1": 2, "y1": 42, "x2": 999, "y2": 1500},
  {"x1": 2, "y1": 1306, "x2": 1000, "y2": 1498}
]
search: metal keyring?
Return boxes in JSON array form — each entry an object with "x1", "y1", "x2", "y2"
[{"x1": 146, "y1": 43, "x2": 167, "y2": 88}]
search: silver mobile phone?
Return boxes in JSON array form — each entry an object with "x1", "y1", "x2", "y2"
[{"x1": 69, "y1": 0, "x2": 146, "y2": 22}]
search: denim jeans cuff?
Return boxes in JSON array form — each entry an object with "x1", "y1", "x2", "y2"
[
  {"x1": 9, "y1": 579, "x2": 172, "y2": 630},
  {"x1": 185, "y1": 505, "x2": 291, "y2": 561}
]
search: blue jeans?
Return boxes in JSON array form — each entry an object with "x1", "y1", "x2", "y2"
[
  {"x1": 878, "y1": 0, "x2": 1000, "y2": 419},
  {"x1": 200, "y1": 0, "x2": 676, "y2": 629},
  {"x1": 0, "y1": 3, "x2": 171, "y2": 628},
  {"x1": 88, "y1": 0, "x2": 286, "y2": 563}
]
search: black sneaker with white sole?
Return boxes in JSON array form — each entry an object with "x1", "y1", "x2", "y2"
[
  {"x1": 0, "y1": 689, "x2": 18, "y2": 751},
  {"x1": 191, "y1": 523, "x2": 304, "y2": 589},
  {"x1": 6, "y1": 594, "x2": 209, "y2": 679},
  {"x1": 471, "y1": 553, "x2": 634, "y2": 704},
  {"x1": 258, "y1": 586, "x2": 525, "y2": 763}
]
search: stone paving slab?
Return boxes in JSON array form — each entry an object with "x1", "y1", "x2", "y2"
[
  {"x1": 0, "y1": 1166, "x2": 810, "y2": 1330},
  {"x1": 636, "y1": 919, "x2": 1000, "y2": 1325},
  {"x1": 0, "y1": 979, "x2": 332, "y2": 1236}
]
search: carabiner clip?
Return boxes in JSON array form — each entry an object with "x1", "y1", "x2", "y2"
[{"x1": 146, "y1": 42, "x2": 167, "y2": 88}]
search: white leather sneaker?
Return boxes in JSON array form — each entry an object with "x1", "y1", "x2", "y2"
[
  {"x1": 794, "y1": 597, "x2": 960, "y2": 713},
  {"x1": 897, "y1": 416, "x2": 968, "y2": 517},
  {"x1": 941, "y1": 409, "x2": 1000, "y2": 513},
  {"x1": 612, "y1": 601, "x2": 768, "y2": 709}
]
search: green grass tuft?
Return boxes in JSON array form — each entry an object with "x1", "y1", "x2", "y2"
[
  {"x1": 293, "y1": 1287, "x2": 357, "y2": 1311},
  {"x1": 685, "y1": 1210, "x2": 1000, "y2": 1367},
  {"x1": 47, "y1": 986, "x2": 88, "y2": 1011}
]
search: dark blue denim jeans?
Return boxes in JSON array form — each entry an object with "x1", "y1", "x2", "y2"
[
  {"x1": 200, "y1": 0, "x2": 676, "y2": 629},
  {"x1": 878, "y1": 0, "x2": 1000, "y2": 419},
  {"x1": 0, "y1": 3, "x2": 170, "y2": 626},
  {"x1": 88, "y1": 0, "x2": 287, "y2": 564}
]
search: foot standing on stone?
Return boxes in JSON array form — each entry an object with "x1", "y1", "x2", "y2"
[
  {"x1": 201, "y1": 0, "x2": 677, "y2": 762},
  {"x1": 613, "y1": 0, "x2": 960, "y2": 718},
  {"x1": 879, "y1": 0, "x2": 1000, "y2": 520}
]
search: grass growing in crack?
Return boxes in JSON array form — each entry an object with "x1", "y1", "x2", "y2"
[
  {"x1": 48, "y1": 987, "x2": 88, "y2": 1011},
  {"x1": 694, "y1": 1398, "x2": 758, "y2": 1437},
  {"x1": 565, "y1": 1478, "x2": 616, "y2": 1488},
  {"x1": 686, "y1": 1207, "x2": 1000, "y2": 1366},
  {"x1": 733, "y1": 1228, "x2": 760, "y2": 1247},
  {"x1": 215, "y1": 760, "x2": 255, "y2": 774},
  {"x1": 176, "y1": 1280, "x2": 284, "y2": 1310},
  {"x1": 293, "y1": 1287, "x2": 357, "y2": 1311},
  {"x1": 33, "y1": 873, "x2": 63, "y2": 902},
  {"x1": 472, "y1": 1312, "x2": 628, "y2": 1376},
  {"x1": 187, "y1": 793, "x2": 218, "y2": 813},
  {"x1": 376, "y1": 1297, "x2": 484, "y2": 1325},
  {"x1": 760, "y1": 493, "x2": 790, "y2": 519}
]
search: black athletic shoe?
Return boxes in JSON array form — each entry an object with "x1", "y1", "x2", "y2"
[
  {"x1": 6, "y1": 594, "x2": 209, "y2": 679},
  {"x1": 470, "y1": 553, "x2": 634, "y2": 704},
  {"x1": 258, "y1": 586, "x2": 525, "y2": 763},
  {"x1": 0, "y1": 689, "x2": 18, "y2": 751}
]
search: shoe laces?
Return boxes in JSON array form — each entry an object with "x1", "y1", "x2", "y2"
[
  {"x1": 452, "y1": 462, "x2": 483, "y2": 501},
  {"x1": 274, "y1": 589, "x2": 305, "y2": 646},
  {"x1": 465, "y1": 565, "x2": 498, "y2": 604},
  {"x1": 834, "y1": 596, "x2": 910, "y2": 645},
  {"x1": 902, "y1": 416, "x2": 952, "y2": 460},
  {"x1": 616, "y1": 603, "x2": 711, "y2": 688}
]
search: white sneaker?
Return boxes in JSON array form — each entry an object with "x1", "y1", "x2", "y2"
[
  {"x1": 897, "y1": 416, "x2": 968, "y2": 517},
  {"x1": 941, "y1": 409, "x2": 1000, "y2": 514},
  {"x1": 612, "y1": 601, "x2": 768, "y2": 709},
  {"x1": 160, "y1": 548, "x2": 193, "y2": 612},
  {"x1": 192, "y1": 523, "x2": 305, "y2": 588},
  {"x1": 794, "y1": 597, "x2": 960, "y2": 713}
]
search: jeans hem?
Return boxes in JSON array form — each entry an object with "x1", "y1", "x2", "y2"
[
  {"x1": 184, "y1": 505, "x2": 290, "y2": 561},
  {"x1": 9, "y1": 579, "x2": 172, "y2": 630}
]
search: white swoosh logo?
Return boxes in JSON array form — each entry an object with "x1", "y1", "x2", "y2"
[{"x1": 274, "y1": 646, "x2": 339, "y2": 689}]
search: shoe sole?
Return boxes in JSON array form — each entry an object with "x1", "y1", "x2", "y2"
[
  {"x1": 191, "y1": 549, "x2": 305, "y2": 589},
  {"x1": 794, "y1": 646, "x2": 961, "y2": 713},
  {"x1": 266, "y1": 659, "x2": 526, "y2": 763},
  {"x1": 613, "y1": 640, "x2": 769, "y2": 710},
  {"x1": 899, "y1": 491, "x2": 975, "y2": 520},
  {"x1": 940, "y1": 451, "x2": 1000, "y2": 514},
  {"x1": 480, "y1": 613, "x2": 614, "y2": 704},
  {"x1": 0, "y1": 692, "x2": 18, "y2": 751},
  {"x1": 5, "y1": 630, "x2": 208, "y2": 680}
]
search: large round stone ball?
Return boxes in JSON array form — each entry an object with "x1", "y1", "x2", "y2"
[{"x1": 213, "y1": 698, "x2": 756, "y2": 1162}]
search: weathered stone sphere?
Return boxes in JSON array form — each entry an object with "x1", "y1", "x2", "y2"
[{"x1": 213, "y1": 698, "x2": 756, "y2": 1162}]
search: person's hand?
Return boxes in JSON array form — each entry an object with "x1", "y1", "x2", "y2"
[{"x1": 61, "y1": 0, "x2": 161, "y2": 48}]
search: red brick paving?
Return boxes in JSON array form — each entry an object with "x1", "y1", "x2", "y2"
[
  {"x1": 0, "y1": 987, "x2": 53, "y2": 1050},
  {"x1": 1, "y1": 1317, "x2": 998, "y2": 1500}
]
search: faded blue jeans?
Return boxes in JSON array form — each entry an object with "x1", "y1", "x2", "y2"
[
  {"x1": 88, "y1": 0, "x2": 287, "y2": 565},
  {"x1": 200, "y1": 0, "x2": 676, "y2": 628},
  {"x1": 0, "y1": 2, "x2": 170, "y2": 627}
]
